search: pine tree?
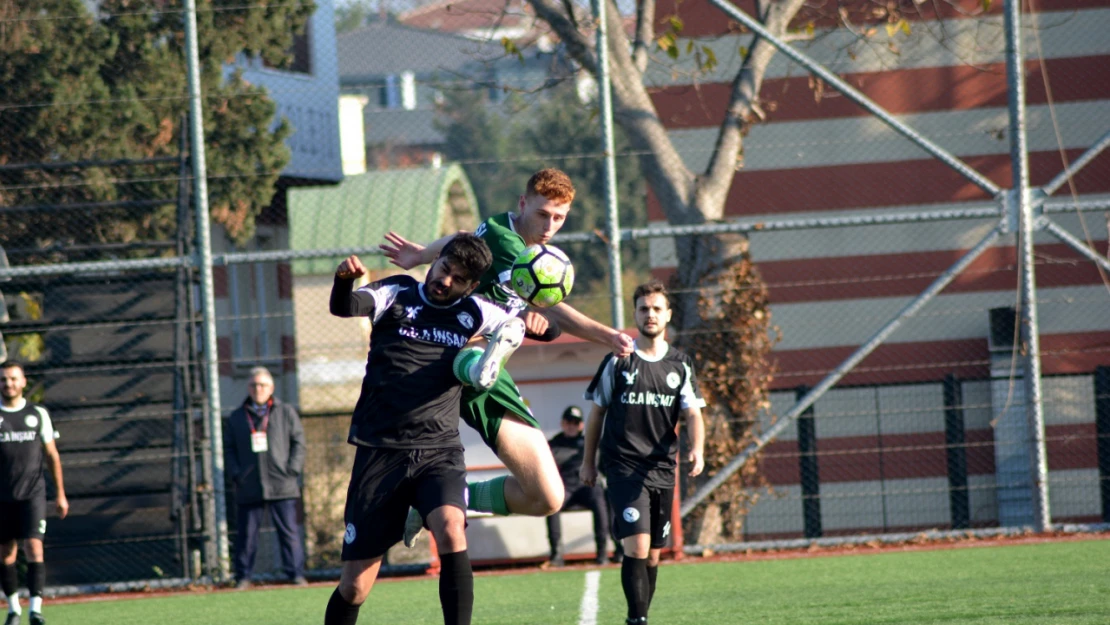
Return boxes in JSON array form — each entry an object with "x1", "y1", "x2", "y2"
[{"x1": 0, "y1": 0, "x2": 314, "y2": 257}]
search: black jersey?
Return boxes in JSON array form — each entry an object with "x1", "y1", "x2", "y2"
[
  {"x1": 330, "y1": 274, "x2": 517, "y2": 449},
  {"x1": 548, "y1": 432, "x2": 586, "y2": 490},
  {"x1": 0, "y1": 400, "x2": 55, "y2": 501},
  {"x1": 585, "y1": 345, "x2": 705, "y2": 488}
]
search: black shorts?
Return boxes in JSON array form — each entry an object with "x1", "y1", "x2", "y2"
[
  {"x1": 341, "y1": 446, "x2": 468, "y2": 561},
  {"x1": 607, "y1": 479, "x2": 674, "y2": 549},
  {"x1": 0, "y1": 497, "x2": 48, "y2": 543}
]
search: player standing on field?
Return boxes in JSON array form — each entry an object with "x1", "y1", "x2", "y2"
[
  {"x1": 380, "y1": 168, "x2": 634, "y2": 544},
  {"x1": 324, "y1": 234, "x2": 526, "y2": 625},
  {"x1": 0, "y1": 362, "x2": 68, "y2": 625},
  {"x1": 580, "y1": 281, "x2": 706, "y2": 625}
]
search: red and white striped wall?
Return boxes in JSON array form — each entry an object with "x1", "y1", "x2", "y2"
[{"x1": 639, "y1": 1, "x2": 1110, "y2": 537}]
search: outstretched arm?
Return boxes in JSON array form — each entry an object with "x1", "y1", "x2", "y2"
[
  {"x1": 379, "y1": 231, "x2": 458, "y2": 270},
  {"x1": 545, "y1": 302, "x2": 634, "y2": 357},
  {"x1": 330, "y1": 255, "x2": 376, "y2": 317}
]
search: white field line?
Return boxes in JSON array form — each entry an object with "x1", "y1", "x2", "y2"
[{"x1": 578, "y1": 570, "x2": 601, "y2": 625}]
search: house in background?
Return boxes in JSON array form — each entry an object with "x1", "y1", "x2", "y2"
[
  {"x1": 208, "y1": 1, "x2": 343, "y2": 412},
  {"x1": 336, "y1": 17, "x2": 573, "y2": 171}
]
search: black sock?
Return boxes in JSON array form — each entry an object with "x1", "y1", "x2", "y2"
[
  {"x1": 1, "y1": 563, "x2": 16, "y2": 598},
  {"x1": 646, "y1": 565, "x2": 658, "y2": 607},
  {"x1": 324, "y1": 586, "x2": 361, "y2": 625},
  {"x1": 26, "y1": 562, "x2": 44, "y2": 602},
  {"x1": 620, "y1": 556, "x2": 650, "y2": 620},
  {"x1": 438, "y1": 550, "x2": 474, "y2": 625}
]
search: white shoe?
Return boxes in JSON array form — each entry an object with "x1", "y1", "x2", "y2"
[
  {"x1": 402, "y1": 507, "x2": 425, "y2": 548},
  {"x1": 474, "y1": 317, "x2": 525, "y2": 391}
]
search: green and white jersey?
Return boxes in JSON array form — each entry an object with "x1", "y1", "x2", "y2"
[{"x1": 474, "y1": 212, "x2": 527, "y2": 310}]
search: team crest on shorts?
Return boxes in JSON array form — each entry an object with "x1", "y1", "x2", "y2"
[
  {"x1": 666, "y1": 372, "x2": 681, "y2": 389},
  {"x1": 623, "y1": 507, "x2": 640, "y2": 523},
  {"x1": 344, "y1": 523, "x2": 356, "y2": 544},
  {"x1": 25, "y1": 415, "x2": 39, "y2": 428}
]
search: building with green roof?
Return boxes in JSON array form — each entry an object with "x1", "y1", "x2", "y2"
[
  {"x1": 288, "y1": 164, "x2": 481, "y2": 414},
  {"x1": 288, "y1": 163, "x2": 479, "y2": 275}
]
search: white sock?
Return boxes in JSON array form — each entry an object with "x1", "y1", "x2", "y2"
[
  {"x1": 7, "y1": 593, "x2": 21, "y2": 615},
  {"x1": 29, "y1": 596, "x2": 41, "y2": 613}
]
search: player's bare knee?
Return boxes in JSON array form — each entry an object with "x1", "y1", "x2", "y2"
[
  {"x1": 1, "y1": 540, "x2": 17, "y2": 561},
  {"x1": 427, "y1": 508, "x2": 468, "y2": 552},
  {"x1": 338, "y1": 577, "x2": 370, "y2": 605},
  {"x1": 537, "y1": 480, "x2": 564, "y2": 516}
]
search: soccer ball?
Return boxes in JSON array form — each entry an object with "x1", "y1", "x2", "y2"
[{"x1": 510, "y1": 244, "x2": 574, "y2": 307}]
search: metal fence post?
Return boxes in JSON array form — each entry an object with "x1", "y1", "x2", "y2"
[
  {"x1": 593, "y1": 0, "x2": 624, "y2": 329},
  {"x1": 1004, "y1": 0, "x2": 1050, "y2": 532},
  {"x1": 184, "y1": 0, "x2": 230, "y2": 581}
]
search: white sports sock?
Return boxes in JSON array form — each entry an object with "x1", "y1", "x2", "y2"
[
  {"x1": 29, "y1": 596, "x2": 41, "y2": 613},
  {"x1": 7, "y1": 593, "x2": 21, "y2": 615}
]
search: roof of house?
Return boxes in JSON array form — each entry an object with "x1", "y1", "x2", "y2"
[
  {"x1": 337, "y1": 20, "x2": 503, "y2": 82},
  {"x1": 400, "y1": 0, "x2": 535, "y2": 34},
  {"x1": 288, "y1": 163, "x2": 480, "y2": 275}
]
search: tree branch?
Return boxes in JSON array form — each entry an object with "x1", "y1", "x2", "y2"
[
  {"x1": 527, "y1": 0, "x2": 597, "y2": 74},
  {"x1": 632, "y1": 0, "x2": 655, "y2": 72},
  {"x1": 699, "y1": 0, "x2": 809, "y2": 213}
]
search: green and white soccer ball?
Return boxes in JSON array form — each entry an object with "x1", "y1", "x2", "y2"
[{"x1": 510, "y1": 244, "x2": 575, "y2": 307}]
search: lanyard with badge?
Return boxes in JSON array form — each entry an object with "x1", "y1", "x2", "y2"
[{"x1": 249, "y1": 403, "x2": 270, "y2": 453}]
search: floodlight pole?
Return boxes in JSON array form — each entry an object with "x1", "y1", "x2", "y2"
[
  {"x1": 184, "y1": 0, "x2": 231, "y2": 580},
  {"x1": 1004, "y1": 0, "x2": 1050, "y2": 532},
  {"x1": 594, "y1": 0, "x2": 625, "y2": 329}
]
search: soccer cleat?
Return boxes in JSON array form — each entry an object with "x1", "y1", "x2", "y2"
[
  {"x1": 5, "y1": 613, "x2": 20, "y2": 625},
  {"x1": 402, "y1": 507, "x2": 425, "y2": 548},
  {"x1": 473, "y1": 317, "x2": 525, "y2": 391},
  {"x1": 27, "y1": 613, "x2": 42, "y2": 625}
]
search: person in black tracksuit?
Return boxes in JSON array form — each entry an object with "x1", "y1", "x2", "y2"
[{"x1": 544, "y1": 405, "x2": 614, "y2": 566}]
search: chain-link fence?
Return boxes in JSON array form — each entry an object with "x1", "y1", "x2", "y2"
[{"x1": 2, "y1": 0, "x2": 1109, "y2": 591}]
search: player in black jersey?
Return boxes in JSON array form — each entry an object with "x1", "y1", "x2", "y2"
[
  {"x1": 323, "y1": 234, "x2": 527, "y2": 625},
  {"x1": 580, "y1": 281, "x2": 705, "y2": 625},
  {"x1": 1, "y1": 362, "x2": 67, "y2": 625}
]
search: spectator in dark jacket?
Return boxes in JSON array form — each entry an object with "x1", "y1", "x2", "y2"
[
  {"x1": 225, "y1": 366, "x2": 307, "y2": 588},
  {"x1": 545, "y1": 405, "x2": 615, "y2": 566}
]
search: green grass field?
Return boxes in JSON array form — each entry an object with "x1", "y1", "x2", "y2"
[{"x1": 48, "y1": 539, "x2": 1110, "y2": 624}]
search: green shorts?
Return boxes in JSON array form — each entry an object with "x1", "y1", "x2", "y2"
[{"x1": 461, "y1": 369, "x2": 540, "y2": 451}]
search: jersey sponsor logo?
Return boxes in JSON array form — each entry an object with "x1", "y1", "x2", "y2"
[
  {"x1": 619, "y1": 391, "x2": 676, "y2": 407},
  {"x1": 666, "y1": 372, "x2": 681, "y2": 389},
  {"x1": 0, "y1": 431, "x2": 37, "y2": 443},
  {"x1": 457, "y1": 312, "x2": 474, "y2": 330},
  {"x1": 344, "y1": 523, "x2": 357, "y2": 544},
  {"x1": 623, "y1": 507, "x2": 640, "y2": 523},
  {"x1": 662, "y1": 521, "x2": 671, "y2": 539},
  {"x1": 25, "y1": 415, "x2": 38, "y2": 428},
  {"x1": 622, "y1": 369, "x2": 639, "y2": 386},
  {"x1": 398, "y1": 325, "x2": 468, "y2": 348},
  {"x1": 475, "y1": 223, "x2": 488, "y2": 237},
  {"x1": 404, "y1": 305, "x2": 423, "y2": 320}
]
